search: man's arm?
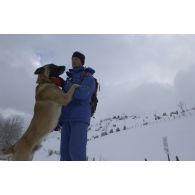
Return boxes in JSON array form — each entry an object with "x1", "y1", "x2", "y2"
[{"x1": 73, "y1": 75, "x2": 96, "y2": 100}]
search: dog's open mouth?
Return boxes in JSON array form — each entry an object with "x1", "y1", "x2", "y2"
[{"x1": 49, "y1": 65, "x2": 65, "y2": 77}]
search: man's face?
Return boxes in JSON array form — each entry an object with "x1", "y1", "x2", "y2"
[{"x1": 72, "y1": 57, "x2": 82, "y2": 68}]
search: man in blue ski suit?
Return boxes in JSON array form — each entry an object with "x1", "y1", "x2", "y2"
[{"x1": 59, "y1": 51, "x2": 96, "y2": 161}]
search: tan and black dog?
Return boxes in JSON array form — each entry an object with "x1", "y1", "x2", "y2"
[{"x1": 0, "y1": 64, "x2": 79, "y2": 160}]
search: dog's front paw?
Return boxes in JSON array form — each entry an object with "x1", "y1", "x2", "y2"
[{"x1": 72, "y1": 84, "x2": 80, "y2": 89}]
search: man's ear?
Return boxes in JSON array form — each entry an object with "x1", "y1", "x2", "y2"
[{"x1": 34, "y1": 67, "x2": 44, "y2": 75}]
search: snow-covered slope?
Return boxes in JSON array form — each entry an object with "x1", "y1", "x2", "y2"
[
  {"x1": 33, "y1": 131, "x2": 61, "y2": 161},
  {"x1": 87, "y1": 112, "x2": 195, "y2": 161},
  {"x1": 33, "y1": 105, "x2": 195, "y2": 161}
]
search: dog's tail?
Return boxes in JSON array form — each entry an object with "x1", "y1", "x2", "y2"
[{"x1": 0, "y1": 145, "x2": 14, "y2": 160}]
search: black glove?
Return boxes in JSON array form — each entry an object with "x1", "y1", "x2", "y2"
[{"x1": 58, "y1": 77, "x2": 66, "y2": 87}]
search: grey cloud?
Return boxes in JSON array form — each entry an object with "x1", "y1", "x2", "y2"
[
  {"x1": 0, "y1": 34, "x2": 195, "y2": 121},
  {"x1": 99, "y1": 64, "x2": 195, "y2": 119}
]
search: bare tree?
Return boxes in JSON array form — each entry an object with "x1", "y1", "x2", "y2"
[
  {"x1": 0, "y1": 115, "x2": 24, "y2": 149},
  {"x1": 178, "y1": 101, "x2": 186, "y2": 116}
]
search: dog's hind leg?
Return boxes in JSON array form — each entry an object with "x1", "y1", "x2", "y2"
[
  {"x1": 12, "y1": 145, "x2": 32, "y2": 161},
  {"x1": 13, "y1": 150, "x2": 32, "y2": 161}
]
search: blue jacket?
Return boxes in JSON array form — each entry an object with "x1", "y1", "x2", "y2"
[{"x1": 59, "y1": 66, "x2": 96, "y2": 125}]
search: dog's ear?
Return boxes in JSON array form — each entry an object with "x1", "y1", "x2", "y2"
[{"x1": 34, "y1": 67, "x2": 45, "y2": 75}]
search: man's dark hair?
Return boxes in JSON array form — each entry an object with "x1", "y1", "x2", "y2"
[{"x1": 72, "y1": 51, "x2": 85, "y2": 65}]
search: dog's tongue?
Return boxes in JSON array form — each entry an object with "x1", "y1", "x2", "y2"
[{"x1": 50, "y1": 77, "x2": 62, "y2": 87}]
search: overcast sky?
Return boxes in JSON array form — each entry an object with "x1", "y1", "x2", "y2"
[{"x1": 0, "y1": 34, "x2": 195, "y2": 123}]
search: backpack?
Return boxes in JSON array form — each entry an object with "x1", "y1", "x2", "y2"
[{"x1": 80, "y1": 70, "x2": 100, "y2": 117}]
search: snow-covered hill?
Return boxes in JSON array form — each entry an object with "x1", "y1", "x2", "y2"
[
  {"x1": 33, "y1": 131, "x2": 61, "y2": 161},
  {"x1": 33, "y1": 105, "x2": 195, "y2": 161}
]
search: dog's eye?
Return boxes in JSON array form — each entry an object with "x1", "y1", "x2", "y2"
[{"x1": 34, "y1": 67, "x2": 44, "y2": 75}]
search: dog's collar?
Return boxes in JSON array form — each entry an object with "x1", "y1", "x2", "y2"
[
  {"x1": 37, "y1": 81, "x2": 53, "y2": 85},
  {"x1": 36, "y1": 80, "x2": 53, "y2": 85}
]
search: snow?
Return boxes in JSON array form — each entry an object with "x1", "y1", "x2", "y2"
[
  {"x1": 87, "y1": 113, "x2": 195, "y2": 161},
  {"x1": 33, "y1": 132, "x2": 61, "y2": 161},
  {"x1": 32, "y1": 105, "x2": 195, "y2": 161}
]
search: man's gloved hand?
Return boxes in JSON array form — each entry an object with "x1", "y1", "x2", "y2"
[
  {"x1": 50, "y1": 77, "x2": 66, "y2": 87},
  {"x1": 53, "y1": 123, "x2": 62, "y2": 132}
]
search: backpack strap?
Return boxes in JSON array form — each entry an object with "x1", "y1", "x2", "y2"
[
  {"x1": 80, "y1": 70, "x2": 100, "y2": 91},
  {"x1": 80, "y1": 69, "x2": 100, "y2": 117}
]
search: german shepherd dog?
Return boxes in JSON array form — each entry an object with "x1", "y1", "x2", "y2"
[{"x1": 0, "y1": 64, "x2": 79, "y2": 160}]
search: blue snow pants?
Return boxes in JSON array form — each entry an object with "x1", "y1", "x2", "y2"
[{"x1": 60, "y1": 121, "x2": 88, "y2": 161}]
